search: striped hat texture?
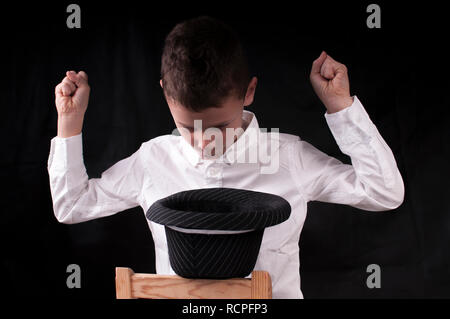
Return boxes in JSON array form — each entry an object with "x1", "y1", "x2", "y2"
[{"x1": 146, "y1": 187, "x2": 291, "y2": 279}]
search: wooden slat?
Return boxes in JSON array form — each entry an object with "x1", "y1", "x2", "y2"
[
  {"x1": 251, "y1": 271, "x2": 272, "y2": 299},
  {"x1": 131, "y1": 273, "x2": 252, "y2": 299},
  {"x1": 115, "y1": 267, "x2": 135, "y2": 299},
  {"x1": 116, "y1": 268, "x2": 272, "y2": 299}
]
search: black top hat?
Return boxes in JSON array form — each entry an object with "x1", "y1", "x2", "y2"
[{"x1": 146, "y1": 187, "x2": 291, "y2": 279}]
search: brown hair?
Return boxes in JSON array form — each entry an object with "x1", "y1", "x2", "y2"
[{"x1": 161, "y1": 16, "x2": 250, "y2": 111}]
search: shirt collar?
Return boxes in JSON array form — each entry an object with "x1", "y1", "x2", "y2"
[{"x1": 180, "y1": 110, "x2": 260, "y2": 167}]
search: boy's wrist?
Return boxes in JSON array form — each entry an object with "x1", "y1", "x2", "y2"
[
  {"x1": 325, "y1": 96, "x2": 354, "y2": 114},
  {"x1": 57, "y1": 113, "x2": 84, "y2": 138}
]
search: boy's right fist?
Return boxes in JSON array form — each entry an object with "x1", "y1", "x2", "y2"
[{"x1": 55, "y1": 70, "x2": 90, "y2": 116}]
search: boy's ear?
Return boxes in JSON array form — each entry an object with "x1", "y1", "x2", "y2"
[
  {"x1": 160, "y1": 79, "x2": 163, "y2": 88},
  {"x1": 243, "y1": 76, "x2": 258, "y2": 107}
]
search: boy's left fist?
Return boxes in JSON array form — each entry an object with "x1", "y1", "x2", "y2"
[{"x1": 310, "y1": 51, "x2": 353, "y2": 114}]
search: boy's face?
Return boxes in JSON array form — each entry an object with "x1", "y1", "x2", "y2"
[{"x1": 161, "y1": 77, "x2": 257, "y2": 159}]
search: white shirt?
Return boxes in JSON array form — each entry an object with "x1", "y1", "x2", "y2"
[{"x1": 47, "y1": 96, "x2": 404, "y2": 298}]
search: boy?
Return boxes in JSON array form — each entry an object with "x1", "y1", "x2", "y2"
[{"x1": 48, "y1": 16, "x2": 404, "y2": 298}]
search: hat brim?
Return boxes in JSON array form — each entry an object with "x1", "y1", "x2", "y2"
[{"x1": 146, "y1": 187, "x2": 291, "y2": 231}]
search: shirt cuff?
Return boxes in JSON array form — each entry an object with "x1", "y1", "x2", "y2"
[
  {"x1": 324, "y1": 95, "x2": 376, "y2": 146},
  {"x1": 48, "y1": 132, "x2": 84, "y2": 170}
]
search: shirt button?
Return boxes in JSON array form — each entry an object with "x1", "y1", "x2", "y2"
[{"x1": 208, "y1": 167, "x2": 219, "y2": 176}]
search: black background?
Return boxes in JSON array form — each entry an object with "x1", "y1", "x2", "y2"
[{"x1": 1, "y1": 0, "x2": 449, "y2": 300}]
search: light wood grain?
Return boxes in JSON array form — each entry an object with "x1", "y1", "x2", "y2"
[
  {"x1": 132, "y1": 273, "x2": 252, "y2": 299},
  {"x1": 115, "y1": 267, "x2": 272, "y2": 299},
  {"x1": 116, "y1": 267, "x2": 135, "y2": 299},
  {"x1": 251, "y1": 270, "x2": 272, "y2": 299}
]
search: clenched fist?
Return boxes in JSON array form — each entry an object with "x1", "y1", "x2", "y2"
[
  {"x1": 310, "y1": 51, "x2": 354, "y2": 114},
  {"x1": 54, "y1": 71, "x2": 90, "y2": 138},
  {"x1": 55, "y1": 70, "x2": 90, "y2": 115}
]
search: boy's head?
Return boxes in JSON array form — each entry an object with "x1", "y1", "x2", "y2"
[{"x1": 160, "y1": 16, "x2": 257, "y2": 156}]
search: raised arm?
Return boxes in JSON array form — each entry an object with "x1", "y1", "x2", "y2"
[
  {"x1": 48, "y1": 71, "x2": 146, "y2": 224},
  {"x1": 289, "y1": 52, "x2": 404, "y2": 211}
]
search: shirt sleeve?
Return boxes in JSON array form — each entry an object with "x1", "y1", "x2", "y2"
[
  {"x1": 289, "y1": 96, "x2": 405, "y2": 211},
  {"x1": 47, "y1": 132, "x2": 146, "y2": 224}
]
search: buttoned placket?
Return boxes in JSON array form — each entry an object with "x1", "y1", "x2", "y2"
[{"x1": 204, "y1": 162, "x2": 225, "y2": 187}]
